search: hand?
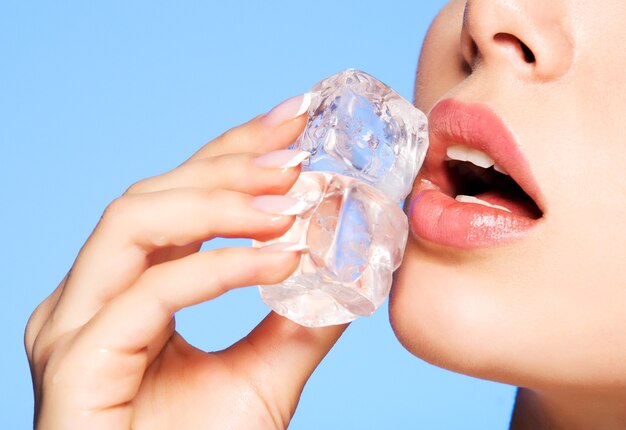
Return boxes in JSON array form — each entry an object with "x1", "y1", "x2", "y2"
[{"x1": 25, "y1": 95, "x2": 347, "y2": 430}]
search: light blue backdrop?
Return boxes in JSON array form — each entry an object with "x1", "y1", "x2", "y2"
[{"x1": 1, "y1": 1, "x2": 516, "y2": 428}]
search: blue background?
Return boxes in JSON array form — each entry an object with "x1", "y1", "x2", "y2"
[{"x1": 1, "y1": 1, "x2": 517, "y2": 428}]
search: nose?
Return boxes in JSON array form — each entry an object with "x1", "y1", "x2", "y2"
[{"x1": 461, "y1": 0, "x2": 573, "y2": 81}]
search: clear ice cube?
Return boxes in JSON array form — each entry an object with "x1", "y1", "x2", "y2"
[
  {"x1": 255, "y1": 172, "x2": 408, "y2": 327},
  {"x1": 291, "y1": 69, "x2": 428, "y2": 203},
  {"x1": 255, "y1": 69, "x2": 428, "y2": 327}
]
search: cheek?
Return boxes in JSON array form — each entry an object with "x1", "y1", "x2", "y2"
[{"x1": 413, "y1": 0, "x2": 469, "y2": 112}]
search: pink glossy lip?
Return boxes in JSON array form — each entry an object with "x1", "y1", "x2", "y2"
[{"x1": 408, "y1": 99, "x2": 544, "y2": 249}]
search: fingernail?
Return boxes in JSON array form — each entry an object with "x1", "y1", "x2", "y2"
[
  {"x1": 261, "y1": 92, "x2": 311, "y2": 127},
  {"x1": 254, "y1": 149, "x2": 310, "y2": 169},
  {"x1": 250, "y1": 195, "x2": 306, "y2": 215},
  {"x1": 259, "y1": 242, "x2": 309, "y2": 253}
]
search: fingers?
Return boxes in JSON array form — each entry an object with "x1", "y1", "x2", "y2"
[
  {"x1": 35, "y1": 147, "x2": 309, "y2": 347},
  {"x1": 230, "y1": 313, "x2": 348, "y2": 413},
  {"x1": 185, "y1": 93, "x2": 310, "y2": 162},
  {"x1": 24, "y1": 275, "x2": 67, "y2": 360},
  {"x1": 51, "y1": 188, "x2": 301, "y2": 333},
  {"x1": 41, "y1": 246, "x2": 304, "y2": 425},
  {"x1": 47, "y1": 91, "x2": 312, "y2": 336},
  {"x1": 72, "y1": 247, "x2": 304, "y2": 356},
  {"x1": 126, "y1": 150, "x2": 307, "y2": 196},
  {"x1": 34, "y1": 93, "x2": 311, "y2": 374},
  {"x1": 99, "y1": 188, "x2": 298, "y2": 249}
]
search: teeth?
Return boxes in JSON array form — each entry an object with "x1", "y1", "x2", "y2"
[
  {"x1": 446, "y1": 145, "x2": 470, "y2": 162},
  {"x1": 455, "y1": 195, "x2": 512, "y2": 213},
  {"x1": 466, "y1": 148, "x2": 495, "y2": 168},
  {"x1": 493, "y1": 163, "x2": 509, "y2": 175},
  {"x1": 446, "y1": 144, "x2": 496, "y2": 170}
]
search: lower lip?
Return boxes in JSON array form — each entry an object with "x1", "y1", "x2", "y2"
[{"x1": 408, "y1": 181, "x2": 538, "y2": 249}]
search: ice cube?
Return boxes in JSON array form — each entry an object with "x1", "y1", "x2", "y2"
[
  {"x1": 255, "y1": 69, "x2": 428, "y2": 327},
  {"x1": 291, "y1": 69, "x2": 428, "y2": 203},
  {"x1": 256, "y1": 172, "x2": 408, "y2": 327}
]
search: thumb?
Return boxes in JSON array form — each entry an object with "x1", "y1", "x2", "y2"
[{"x1": 227, "y1": 312, "x2": 347, "y2": 423}]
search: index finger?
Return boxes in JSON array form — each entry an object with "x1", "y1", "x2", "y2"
[{"x1": 186, "y1": 93, "x2": 311, "y2": 162}]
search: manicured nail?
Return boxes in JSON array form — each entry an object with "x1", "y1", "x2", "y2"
[
  {"x1": 261, "y1": 92, "x2": 311, "y2": 127},
  {"x1": 250, "y1": 195, "x2": 306, "y2": 215},
  {"x1": 254, "y1": 149, "x2": 310, "y2": 169},
  {"x1": 259, "y1": 242, "x2": 309, "y2": 253}
]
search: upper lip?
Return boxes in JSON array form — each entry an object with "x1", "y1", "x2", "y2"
[{"x1": 417, "y1": 98, "x2": 545, "y2": 214}]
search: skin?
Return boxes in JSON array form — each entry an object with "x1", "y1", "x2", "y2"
[
  {"x1": 25, "y1": 113, "x2": 346, "y2": 429},
  {"x1": 26, "y1": 0, "x2": 626, "y2": 428},
  {"x1": 391, "y1": 0, "x2": 626, "y2": 428}
]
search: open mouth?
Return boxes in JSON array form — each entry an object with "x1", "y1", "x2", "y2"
[
  {"x1": 444, "y1": 145, "x2": 543, "y2": 219},
  {"x1": 408, "y1": 99, "x2": 544, "y2": 249}
]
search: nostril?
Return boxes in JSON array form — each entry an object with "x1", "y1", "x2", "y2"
[
  {"x1": 520, "y1": 41, "x2": 536, "y2": 63},
  {"x1": 494, "y1": 33, "x2": 536, "y2": 64}
]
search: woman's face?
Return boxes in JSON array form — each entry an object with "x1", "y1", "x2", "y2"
[{"x1": 391, "y1": 0, "x2": 626, "y2": 391}]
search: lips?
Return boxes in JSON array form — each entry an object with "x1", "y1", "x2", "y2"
[{"x1": 408, "y1": 99, "x2": 544, "y2": 249}]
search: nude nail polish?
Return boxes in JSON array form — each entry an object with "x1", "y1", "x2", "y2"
[
  {"x1": 261, "y1": 92, "x2": 311, "y2": 127},
  {"x1": 259, "y1": 242, "x2": 309, "y2": 253},
  {"x1": 254, "y1": 149, "x2": 310, "y2": 169},
  {"x1": 250, "y1": 195, "x2": 306, "y2": 215}
]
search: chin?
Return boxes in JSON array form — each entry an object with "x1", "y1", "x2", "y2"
[{"x1": 388, "y1": 237, "x2": 529, "y2": 387}]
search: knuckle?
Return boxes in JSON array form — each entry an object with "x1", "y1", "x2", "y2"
[
  {"x1": 259, "y1": 254, "x2": 299, "y2": 284},
  {"x1": 29, "y1": 320, "x2": 65, "y2": 374},
  {"x1": 25, "y1": 278, "x2": 67, "y2": 361},
  {"x1": 140, "y1": 263, "x2": 161, "y2": 284},
  {"x1": 31, "y1": 327, "x2": 53, "y2": 366},
  {"x1": 209, "y1": 246, "x2": 229, "y2": 264},
  {"x1": 245, "y1": 260, "x2": 266, "y2": 281},
  {"x1": 218, "y1": 125, "x2": 240, "y2": 145},
  {"x1": 125, "y1": 178, "x2": 150, "y2": 194},
  {"x1": 24, "y1": 295, "x2": 58, "y2": 360},
  {"x1": 188, "y1": 156, "x2": 229, "y2": 181},
  {"x1": 214, "y1": 152, "x2": 255, "y2": 169},
  {"x1": 195, "y1": 154, "x2": 222, "y2": 169},
  {"x1": 215, "y1": 119, "x2": 257, "y2": 150},
  {"x1": 24, "y1": 307, "x2": 44, "y2": 360},
  {"x1": 99, "y1": 195, "x2": 134, "y2": 228},
  {"x1": 204, "y1": 187, "x2": 232, "y2": 204},
  {"x1": 240, "y1": 152, "x2": 259, "y2": 165},
  {"x1": 206, "y1": 248, "x2": 235, "y2": 287}
]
